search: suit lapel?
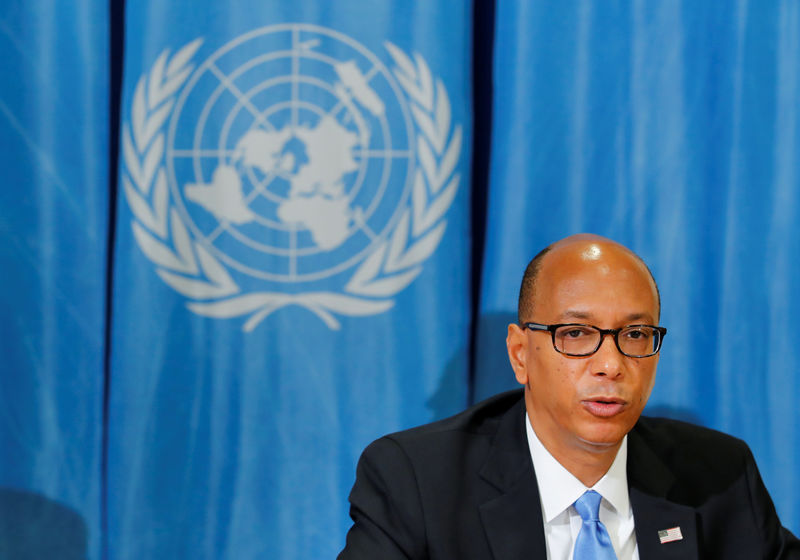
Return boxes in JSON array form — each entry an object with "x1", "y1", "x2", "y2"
[
  {"x1": 627, "y1": 425, "x2": 700, "y2": 560},
  {"x1": 477, "y1": 399, "x2": 547, "y2": 559}
]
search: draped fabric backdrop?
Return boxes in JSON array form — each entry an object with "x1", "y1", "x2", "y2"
[
  {"x1": 0, "y1": 2, "x2": 108, "y2": 559},
  {"x1": 109, "y1": 2, "x2": 471, "y2": 558},
  {"x1": 0, "y1": 1, "x2": 798, "y2": 559}
]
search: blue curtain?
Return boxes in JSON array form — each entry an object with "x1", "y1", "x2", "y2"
[
  {"x1": 1, "y1": 1, "x2": 798, "y2": 558},
  {"x1": 108, "y1": 2, "x2": 472, "y2": 558},
  {"x1": 0, "y1": 1, "x2": 108, "y2": 558},
  {"x1": 478, "y1": 0, "x2": 800, "y2": 534}
]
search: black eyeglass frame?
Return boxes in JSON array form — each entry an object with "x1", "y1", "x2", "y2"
[{"x1": 523, "y1": 322, "x2": 668, "y2": 358}]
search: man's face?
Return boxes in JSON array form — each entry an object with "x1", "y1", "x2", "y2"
[{"x1": 507, "y1": 240, "x2": 661, "y2": 458}]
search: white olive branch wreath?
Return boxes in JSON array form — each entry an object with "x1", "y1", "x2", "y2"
[{"x1": 122, "y1": 38, "x2": 461, "y2": 331}]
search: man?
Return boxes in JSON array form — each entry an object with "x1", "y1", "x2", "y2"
[{"x1": 339, "y1": 234, "x2": 799, "y2": 559}]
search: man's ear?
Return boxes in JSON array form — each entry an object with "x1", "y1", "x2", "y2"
[{"x1": 506, "y1": 323, "x2": 529, "y2": 385}]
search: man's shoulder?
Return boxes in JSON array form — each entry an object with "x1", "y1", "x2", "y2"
[
  {"x1": 387, "y1": 389, "x2": 524, "y2": 440},
  {"x1": 632, "y1": 415, "x2": 753, "y2": 480},
  {"x1": 634, "y1": 415, "x2": 748, "y2": 453},
  {"x1": 373, "y1": 389, "x2": 524, "y2": 456}
]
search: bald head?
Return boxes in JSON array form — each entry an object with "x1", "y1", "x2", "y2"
[{"x1": 517, "y1": 234, "x2": 661, "y2": 324}]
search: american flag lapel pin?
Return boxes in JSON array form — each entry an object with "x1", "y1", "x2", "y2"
[{"x1": 658, "y1": 526, "x2": 683, "y2": 544}]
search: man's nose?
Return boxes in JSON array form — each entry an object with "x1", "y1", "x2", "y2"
[{"x1": 591, "y1": 333, "x2": 624, "y2": 378}]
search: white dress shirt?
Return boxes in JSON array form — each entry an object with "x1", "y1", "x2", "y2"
[{"x1": 525, "y1": 417, "x2": 639, "y2": 560}]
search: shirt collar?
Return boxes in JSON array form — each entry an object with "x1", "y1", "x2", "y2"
[{"x1": 525, "y1": 414, "x2": 631, "y2": 522}]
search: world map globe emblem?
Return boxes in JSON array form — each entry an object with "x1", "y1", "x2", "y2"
[
  {"x1": 166, "y1": 24, "x2": 415, "y2": 283},
  {"x1": 123, "y1": 24, "x2": 461, "y2": 329}
]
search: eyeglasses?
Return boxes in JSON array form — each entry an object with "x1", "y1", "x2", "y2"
[{"x1": 523, "y1": 322, "x2": 667, "y2": 358}]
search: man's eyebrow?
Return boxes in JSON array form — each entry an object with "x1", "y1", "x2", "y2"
[
  {"x1": 558, "y1": 310, "x2": 654, "y2": 322},
  {"x1": 621, "y1": 312, "x2": 655, "y2": 323},
  {"x1": 559, "y1": 310, "x2": 593, "y2": 321}
]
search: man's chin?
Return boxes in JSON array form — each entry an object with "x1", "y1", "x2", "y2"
[{"x1": 573, "y1": 422, "x2": 629, "y2": 452}]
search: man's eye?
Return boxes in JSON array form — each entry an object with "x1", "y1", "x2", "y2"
[
  {"x1": 624, "y1": 328, "x2": 649, "y2": 340},
  {"x1": 564, "y1": 328, "x2": 590, "y2": 338}
]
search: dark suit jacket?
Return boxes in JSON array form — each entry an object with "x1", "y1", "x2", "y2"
[{"x1": 339, "y1": 389, "x2": 799, "y2": 559}]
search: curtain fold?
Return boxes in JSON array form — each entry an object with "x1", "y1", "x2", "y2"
[{"x1": 0, "y1": 1, "x2": 109, "y2": 558}]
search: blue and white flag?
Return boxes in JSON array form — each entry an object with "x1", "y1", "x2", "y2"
[
  {"x1": 111, "y1": 2, "x2": 472, "y2": 557},
  {"x1": 478, "y1": 0, "x2": 800, "y2": 535}
]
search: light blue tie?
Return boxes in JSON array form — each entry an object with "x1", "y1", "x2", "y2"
[{"x1": 573, "y1": 490, "x2": 618, "y2": 560}]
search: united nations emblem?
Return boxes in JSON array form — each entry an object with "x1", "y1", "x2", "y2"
[{"x1": 122, "y1": 24, "x2": 461, "y2": 330}]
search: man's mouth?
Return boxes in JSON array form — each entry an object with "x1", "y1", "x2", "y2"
[{"x1": 581, "y1": 397, "x2": 626, "y2": 417}]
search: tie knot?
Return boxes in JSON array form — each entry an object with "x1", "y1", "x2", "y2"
[{"x1": 574, "y1": 490, "x2": 603, "y2": 522}]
